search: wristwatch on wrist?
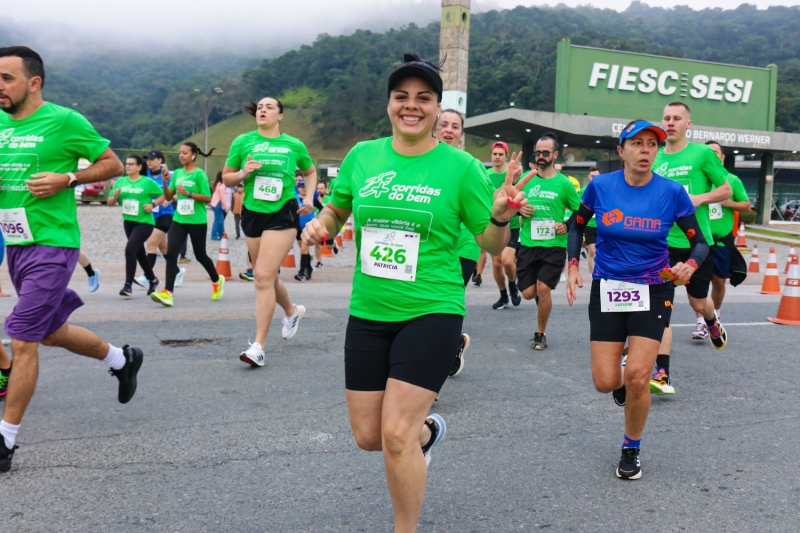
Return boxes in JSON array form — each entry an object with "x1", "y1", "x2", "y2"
[
  {"x1": 66, "y1": 172, "x2": 79, "y2": 188},
  {"x1": 187, "y1": 191, "x2": 193, "y2": 199}
]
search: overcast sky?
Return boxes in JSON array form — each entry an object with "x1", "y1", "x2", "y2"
[{"x1": 4, "y1": 0, "x2": 799, "y2": 57}]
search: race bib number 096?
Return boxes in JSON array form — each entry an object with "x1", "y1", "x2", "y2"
[
  {"x1": 600, "y1": 279, "x2": 650, "y2": 313},
  {"x1": 360, "y1": 226, "x2": 419, "y2": 282},
  {"x1": 0, "y1": 208, "x2": 34, "y2": 245}
]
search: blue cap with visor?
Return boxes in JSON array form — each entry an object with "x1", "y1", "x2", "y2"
[{"x1": 618, "y1": 120, "x2": 667, "y2": 145}]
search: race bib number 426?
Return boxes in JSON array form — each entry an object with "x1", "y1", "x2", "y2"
[{"x1": 360, "y1": 226, "x2": 420, "y2": 282}]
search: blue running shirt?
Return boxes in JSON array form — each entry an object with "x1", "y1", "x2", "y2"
[{"x1": 581, "y1": 170, "x2": 695, "y2": 284}]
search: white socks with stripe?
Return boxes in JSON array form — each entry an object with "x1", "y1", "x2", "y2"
[{"x1": 0, "y1": 419, "x2": 19, "y2": 449}]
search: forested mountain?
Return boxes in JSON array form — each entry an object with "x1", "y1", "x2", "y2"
[
  {"x1": 6, "y1": 2, "x2": 800, "y2": 149},
  {"x1": 243, "y1": 2, "x2": 800, "y2": 148}
]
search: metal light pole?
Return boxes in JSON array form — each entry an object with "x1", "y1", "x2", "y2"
[{"x1": 195, "y1": 87, "x2": 224, "y2": 173}]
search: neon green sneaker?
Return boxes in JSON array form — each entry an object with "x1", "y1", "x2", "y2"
[
  {"x1": 151, "y1": 289, "x2": 174, "y2": 307},
  {"x1": 0, "y1": 370, "x2": 9, "y2": 398},
  {"x1": 212, "y1": 275, "x2": 224, "y2": 301}
]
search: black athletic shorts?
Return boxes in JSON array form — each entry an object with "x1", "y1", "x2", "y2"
[
  {"x1": 588, "y1": 280, "x2": 675, "y2": 342},
  {"x1": 668, "y1": 246, "x2": 715, "y2": 300},
  {"x1": 507, "y1": 228, "x2": 520, "y2": 250},
  {"x1": 459, "y1": 257, "x2": 477, "y2": 287},
  {"x1": 584, "y1": 226, "x2": 597, "y2": 246},
  {"x1": 344, "y1": 314, "x2": 463, "y2": 393},
  {"x1": 241, "y1": 200, "x2": 300, "y2": 239},
  {"x1": 516, "y1": 246, "x2": 566, "y2": 291},
  {"x1": 154, "y1": 214, "x2": 172, "y2": 234}
]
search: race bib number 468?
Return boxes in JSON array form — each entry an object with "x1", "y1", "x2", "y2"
[{"x1": 360, "y1": 226, "x2": 419, "y2": 282}]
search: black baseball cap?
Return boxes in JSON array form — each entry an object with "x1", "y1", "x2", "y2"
[
  {"x1": 146, "y1": 150, "x2": 165, "y2": 160},
  {"x1": 387, "y1": 53, "x2": 443, "y2": 102}
]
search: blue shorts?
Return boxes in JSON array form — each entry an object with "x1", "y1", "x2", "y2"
[{"x1": 712, "y1": 245, "x2": 731, "y2": 279}]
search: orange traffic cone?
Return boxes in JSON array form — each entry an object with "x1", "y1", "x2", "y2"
[
  {"x1": 282, "y1": 249, "x2": 296, "y2": 268},
  {"x1": 343, "y1": 217, "x2": 354, "y2": 242},
  {"x1": 321, "y1": 243, "x2": 334, "y2": 257},
  {"x1": 748, "y1": 244, "x2": 760, "y2": 273},
  {"x1": 768, "y1": 256, "x2": 800, "y2": 326},
  {"x1": 784, "y1": 244, "x2": 797, "y2": 274},
  {"x1": 759, "y1": 247, "x2": 782, "y2": 294},
  {"x1": 735, "y1": 223, "x2": 747, "y2": 248},
  {"x1": 335, "y1": 235, "x2": 344, "y2": 248},
  {"x1": 215, "y1": 233, "x2": 233, "y2": 280}
]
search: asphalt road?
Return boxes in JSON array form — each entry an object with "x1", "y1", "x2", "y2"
[{"x1": 0, "y1": 276, "x2": 798, "y2": 532}]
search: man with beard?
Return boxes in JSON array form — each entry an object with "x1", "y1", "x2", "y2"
[
  {"x1": 516, "y1": 133, "x2": 581, "y2": 350},
  {"x1": 0, "y1": 46, "x2": 143, "y2": 473}
]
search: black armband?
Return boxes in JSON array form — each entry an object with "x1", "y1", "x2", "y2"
[
  {"x1": 676, "y1": 213, "x2": 710, "y2": 267},
  {"x1": 566, "y1": 203, "x2": 595, "y2": 266}
]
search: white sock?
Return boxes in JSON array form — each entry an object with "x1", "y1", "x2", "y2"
[
  {"x1": 288, "y1": 304, "x2": 298, "y2": 318},
  {"x1": 103, "y1": 345, "x2": 125, "y2": 370},
  {"x1": 696, "y1": 317, "x2": 704, "y2": 325},
  {"x1": 0, "y1": 419, "x2": 20, "y2": 449}
]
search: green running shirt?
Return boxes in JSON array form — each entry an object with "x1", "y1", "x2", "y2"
[
  {"x1": 652, "y1": 143, "x2": 728, "y2": 248},
  {"x1": 169, "y1": 168, "x2": 211, "y2": 225},
  {"x1": 226, "y1": 131, "x2": 313, "y2": 214},
  {"x1": 111, "y1": 176, "x2": 163, "y2": 225},
  {"x1": 330, "y1": 138, "x2": 493, "y2": 321},
  {"x1": 519, "y1": 172, "x2": 581, "y2": 248},
  {"x1": 0, "y1": 102, "x2": 110, "y2": 248}
]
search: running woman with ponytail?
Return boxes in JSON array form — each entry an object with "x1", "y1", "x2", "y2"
[
  {"x1": 223, "y1": 97, "x2": 315, "y2": 366},
  {"x1": 151, "y1": 142, "x2": 223, "y2": 307},
  {"x1": 108, "y1": 155, "x2": 162, "y2": 297},
  {"x1": 565, "y1": 120, "x2": 709, "y2": 480},
  {"x1": 302, "y1": 53, "x2": 532, "y2": 533}
]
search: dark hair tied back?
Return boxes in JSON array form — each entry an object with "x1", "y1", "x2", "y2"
[
  {"x1": 183, "y1": 141, "x2": 215, "y2": 159},
  {"x1": 245, "y1": 97, "x2": 284, "y2": 116}
]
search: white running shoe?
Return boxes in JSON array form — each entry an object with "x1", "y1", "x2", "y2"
[
  {"x1": 239, "y1": 341, "x2": 265, "y2": 367},
  {"x1": 423, "y1": 414, "x2": 447, "y2": 467},
  {"x1": 133, "y1": 274, "x2": 148, "y2": 287},
  {"x1": 282, "y1": 304, "x2": 306, "y2": 340},
  {"x1": 175, "y1": 267, "x2": 186, "y2": 287}
]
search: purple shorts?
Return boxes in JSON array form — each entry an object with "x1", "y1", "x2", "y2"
[{"x1": 5, "y1": 245, "x2": 83, "y2": 342}]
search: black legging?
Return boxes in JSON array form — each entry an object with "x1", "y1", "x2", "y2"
[
  {"x1": 165, "y1": 221, "x2": 218, "y2": 292},
  {"x1": 123, "y1": 220, "x2": 155, "y2": 284}
]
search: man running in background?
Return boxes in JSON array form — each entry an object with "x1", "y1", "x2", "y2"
[
  {"x1": 485, "y1": 141, "x2": 522, "y2": 309},
  {"x1": 651, "y1": 102, "x2": 732, "y2": 395},
  {"x1": 517, "y1": 133, "x2": 581, "y2": 350},
  {"x1": 0, "y1": 46, "x2": 144, "y2": 472},
  {"x1": 694, "y1": 141, "x2": 750, "y2": 331}
]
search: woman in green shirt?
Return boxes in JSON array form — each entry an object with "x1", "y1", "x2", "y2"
[
  {"x1": 434, "y1": 109, "x2": 478, "y2": 378},
  {"x1": 222, "y1": 97, "x2": 317, "y2": 367},
  {"x1": 107, "y1": 155, "x2": 163, "y2": 297},
  {"x1": 151, "y1": 142, "x2": 223, "y2": 307},
  {"x1": 301, "y1": 53, "x2": 533, "y2": 533}
]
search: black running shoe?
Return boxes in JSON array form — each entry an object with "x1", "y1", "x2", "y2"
[
  {"x1": 448, "y1": 334, "x2": 470, "y2": 377},
  {"x1": 616, "y1": 447, "x2": 642, "y2": 480},
  {"x1": 471, "y1": 270, "x2": 477, "y2": 283},
  {"x1": 531, "y1": 332, "x2": 547, "y2": 350},
  {"x1": 119, "y1": 283, "x2": 133, "y2": 297},
  {"x1": 613, "y1": 385, "x2": 626, "y2": 407},
  {"x1": 509, "y1": 283, "x2": 522, "y2": 307},
  {"x1": 474, "y1": 274, "x2": 482, "y2": 287},
  {"x1": 109, "y1": 345, "x2": 143, "y2": 404},
  {"x1": 0, "y1": 437, "x2": 18, "y2": 473},
  {"x1": 492, "y1": 294, "x2": 509, "y2": 310},
  {"x1": 147, "y1": 278, "x2": 159, "y2": 296},
  {"x1": 294, "y1": 274, "x2": 305, "y2": 282}
]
